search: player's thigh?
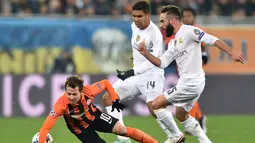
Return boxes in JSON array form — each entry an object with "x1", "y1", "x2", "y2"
[
  {"x1": 75, "y1": 127, "x2": 106, "y2": 143},
  {"x1": 93, "y1": 111, "x2": 119, "y2": 133},
  {"x1": 113, "y1": 77, "x2": 141, "y2": 102},
  {"x1": 138, "y1": 73, "x2": 165, "y2": 103},
  {"x1": 163, "y1": 86, "x2": 200, "y2": 112}
]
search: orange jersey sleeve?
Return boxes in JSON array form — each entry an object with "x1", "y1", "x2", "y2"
[
  {"x1": 39, "y1": 96, "x2": 66, "y2": 143},
  {"x1": 84, "y1": 79, "x2": 119, "y2": 101}
]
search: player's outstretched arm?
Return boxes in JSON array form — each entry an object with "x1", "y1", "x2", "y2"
[
  {"x1": 86, "y1": 79, "x2": 119, "y2": 101},
  {"x1": 188, "y1": 26, "x2": 245, "y2": 64},
  {"x1": 85, "y1": 80, "x2": 125, "y2": 112},
  {"x1": 99, "y1": 80, "x2": 126, "y2": 112},
  {"x1": 214, "y1": 40, "x2": 244, "y2": 63},
  {"x1": 38, "y1": 99, "x2": 64, "y2": 143},
  {"x1": 99, "y1": 79, "x2": 119, "y2": 101},
  {"x1": 201, "y1": 34, "x2": 244, "y2": 63}
]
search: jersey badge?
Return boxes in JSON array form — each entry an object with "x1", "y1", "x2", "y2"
[
  {"x1": 49, "y1": 109, "x2": 56, "y2": 117},
  {"x1": 178, "y1": 38, "x2": 183, "y2": 44},
  {"x1": 194, "y1": 29, "x2": 201, "y2": 35},
  {"x1": 136, "y1": 35, "x2": 140, "y2": 42}
]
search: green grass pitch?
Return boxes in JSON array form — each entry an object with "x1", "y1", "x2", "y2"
[{"x1": 1, "y1": 115, "x2": 255, "y2": 143}]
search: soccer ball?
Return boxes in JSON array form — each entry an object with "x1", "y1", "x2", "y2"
[{"x1": 32, "y1": 132, "x2": 54, "y2": 143}]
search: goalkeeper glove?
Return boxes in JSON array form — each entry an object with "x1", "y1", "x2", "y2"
[
  {"x1": 111, "y1": 99, "x2": 126, "y2": 112},
  {"x1": 202, "y1": 51, "x2": 208, "y2": 65},
  {"x1": 116, "y1": 69, "x2": 134, "y2": 81}
]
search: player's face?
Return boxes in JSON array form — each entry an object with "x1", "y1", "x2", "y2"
[
  {"x1": 160, "y1": 12, "x2": 175, "y2": 37},
  {"x1": 159, "y1": 13, "x2": 169, "y2": 30},
  {"x1": 182, "y1": 11, "x2": 195, "y2": 25},
  {"x1": 132, "y1": 10, "x2": 150, "y2": 29},
  {"x1": 66, "y1": 86, "x2": 82, "y2": 104}
]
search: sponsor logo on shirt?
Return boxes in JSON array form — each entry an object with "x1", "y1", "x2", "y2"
[
  {"x1": 71, "y1": 112, "x2": 85, "y2": 119},
  {"x1": 174, "y1": 50, "x2": 188, "y2": 59}
]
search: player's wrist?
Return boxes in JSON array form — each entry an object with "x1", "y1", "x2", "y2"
[{"x1": 228, "y1": 49, "x2": 233, "y2": 56}]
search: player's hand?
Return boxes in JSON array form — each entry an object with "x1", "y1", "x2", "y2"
[
  {"x1": 138, "y1": 40, "x2": 149, "y2": 56},
  {"x1": 202, "y1": 51, "x2": 208, "y2": 65},
  {"x1": 116, "y1": 69, "x2": 134, "y2": 80},
  {"x1": 112, "y1": 99, "x2": 126, "y2": 112},
  {"x1": 231, "y1": 50, "x2": 245, "y2": 64}
]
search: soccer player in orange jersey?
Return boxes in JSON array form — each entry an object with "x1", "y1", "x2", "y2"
[
  {"x1": 182, "y1": 7, "x2": 208, "y2": 133},
  {"x1": 38, "y1": 75, "x2": 159, "y2": 143}
]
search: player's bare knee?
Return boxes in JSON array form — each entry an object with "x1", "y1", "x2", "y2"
[
  {"x1": 175, "y1": 107, "x2": 188, "y2": 122},
  {"x1": 112, "y1": 122, "x2": 127, "y2": 136},
  {"x1": 147, "y1": 102, "x2": 157, "y2": 118},
  {"x1": 102, "y1": 93, "x2": 112, "y2": 106},
  {"x1": 151, "y1": 100, "x2": 161, "y2": 110}
]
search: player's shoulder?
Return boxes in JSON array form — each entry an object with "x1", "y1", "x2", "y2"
[
  {"x1": 149, "y1": 21, "x2": 161, "y2": 33},
  {"x1": 194, "y1": 24, "x2": 205, "y2": 31},
  {"x1": 55, "y1": 94, "x2": 69, "y2": 107},
  {"x1": 83, "y1": 85, "x2": 91, "y2": 91},
  {"x1": 83, "y1": 85, "x2": 94, "y2": 96},
  {"x1": 148, "y1": 21, "x2": 163, "y2": 39},
  {"x1": 181, "y1": 24, "x2": 204, "y2": 38},
  {"x1": 183, "y1": 24, "x2": 203, "y2": 33},
  {"x1": 131, "y1": 22, "x2": 137, "y2": 31},
  {"x1": 182, "y1": 24, "x2": 196, "y2": 31}
]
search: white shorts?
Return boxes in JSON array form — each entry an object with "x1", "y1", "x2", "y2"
[
  {"x1": 113, "y1": 72, "x2": 165, "y2": 103},
  {"x1": 163, "y1": 81, "x2": 205, "y2": 112}
]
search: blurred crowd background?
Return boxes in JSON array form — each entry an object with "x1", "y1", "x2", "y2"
[{"x1": 0, "y1": 0, "x2": 254, "y2": 17}]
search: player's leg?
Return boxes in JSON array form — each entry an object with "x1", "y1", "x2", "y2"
[
  {"x1": 188, "y1": 101, "x2": 198, "y2": 118},
  {"x1": 102, "y1": 78, "x2": 140, "y2": 142},
  {"x1": 172, "y1": 83, "x2": 212, "y2": 143},
  {"x1": 147, "y1": 101, "x2": 172, "y2": 139},
  {"x1": 74, "y1": 127, "x2": 106, "y2": 143},
  {"x1": 176, "y1": 106, "x2": 211, "y2": 143},
  {"x1": 139, "y1": 73, "x2": 177, "y2": 140},
  {"x1": 94, "y1": 111, "x2": 159, "y2": 143},
  {"x1": 112, "y1": 122, "x2": 159, "y2": 143},
  {"x1": 188, "y1": 101, "x2": 207, "y2": 133},
  {"x1": 151, "y1": 93, "x2": 185, "y2": 143},
  {"x1": 195, "y1": 102, "x2": 207, "y2": 133}
]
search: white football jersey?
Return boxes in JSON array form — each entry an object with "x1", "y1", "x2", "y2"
[
  {"x1": 131, "y1": 21, "x2": 164, "y2": 75},
  {"x1": 160, "y1": 25, "x2": 209, "y2": 85}
]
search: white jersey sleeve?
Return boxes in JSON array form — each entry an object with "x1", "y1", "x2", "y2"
[
  {"x1": 187, "y1": 26, "x2": 218, "y2": 45},
  {"x1": 159, "y1": 40, "x2": 175, "y2": 69}
]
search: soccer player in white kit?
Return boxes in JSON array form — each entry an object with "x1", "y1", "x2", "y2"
[
  {"x1": 102, "y1": 1, "x2": 185, "y2": 143},
  {"x1": 138, "y1": 5, "x2": 244, "y2": 143}
]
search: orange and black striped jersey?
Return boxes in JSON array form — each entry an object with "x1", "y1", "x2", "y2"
[{"x1": 39, "y1": 79, "x2": 119, "y2": 143}]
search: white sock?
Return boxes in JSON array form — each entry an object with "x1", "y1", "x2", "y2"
[
  {"x1": 155, "y1": 109, "x2": 183, "y2": 137},
  {"x1": 182, "y1": 115, "x2": 212, "y2": 143},
  {"x1": 156, "y1": 119, "x2": 172, "y2": 138},
  {"x1": 105, "y1": 106, "x2": 129, "y2": 140}
]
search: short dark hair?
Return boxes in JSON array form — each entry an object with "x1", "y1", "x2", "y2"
[
  {"x1": 65, "y1": 75, "x2": 84, "y2": 92},
  {"x1": 161, "y1": 5, "x2": 181, "y2": 19},
  {"x1": 132, "y1": 1, "x2": 150, "y2": 14},
  {"x1": 182, "y1": 7, "x2": 197, "y2": 17}
]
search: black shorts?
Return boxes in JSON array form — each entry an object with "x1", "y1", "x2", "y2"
[{"x1": 75, "y1": 110, "x2": 119, "y2": 143}]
